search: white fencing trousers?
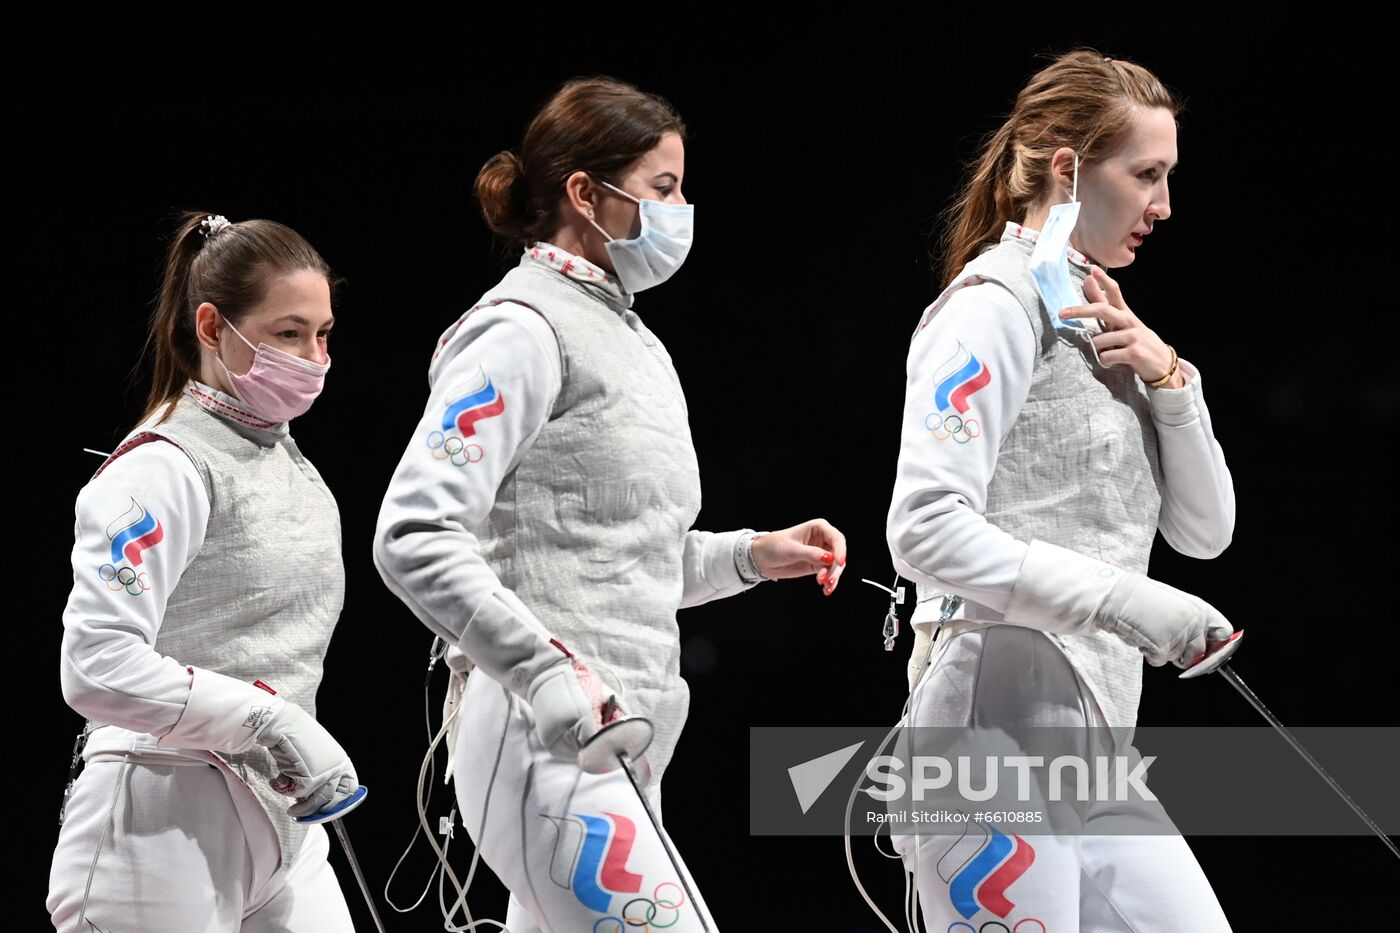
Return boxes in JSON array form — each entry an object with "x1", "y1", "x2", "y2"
[
  {"x1": 47, "y1": 758, "x2": 353, "y2": 932},
  {"x1": 894, "y1": 624, "x2": 1232, "y2": 932},
  {"x1": 452, "y1": 670, "x2": 718, "y2": 932}
]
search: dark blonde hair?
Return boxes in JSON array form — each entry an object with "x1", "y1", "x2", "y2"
[
  {"x1": 474, "y1": 76, "x2": 686, "y2": 249},
  {"x1": 938, "y1": 49, "x2": 1182, "y2": 286},
  {"x1": 140, "y1": 212, "x2": 334, "y2": 424}
]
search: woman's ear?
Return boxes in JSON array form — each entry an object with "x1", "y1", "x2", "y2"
[
  {"x1": 563, "y1": 171, "x2": 600, "y2": 220},
  {"x1": 194, "y1": 302, "x2": 222, "y2": 351},
  {"x1": 1049, "y1": 147, "x2": 1079, "y2": 201}
]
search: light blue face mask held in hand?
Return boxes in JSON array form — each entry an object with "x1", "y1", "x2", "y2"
[
  {"x1": 1027, "y1": 152, "x2": 1102, "y2": 365},
  {"x1": 1028, "y1": 152, "x2": 1085, "y2": 328}
]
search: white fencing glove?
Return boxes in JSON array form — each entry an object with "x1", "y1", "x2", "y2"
[
  {"x1": 527, "y1": 649, "x2": 623, "y2": 760},
  {"x1": 454, "y1": 589, "x2": 622, "y2": 761},
  {"x1": 159, "y1": 666, "x2": 359, "y2": 817},
  {"x1": 1005, "y1": 540, "x2": 1234, "y2": 668}
]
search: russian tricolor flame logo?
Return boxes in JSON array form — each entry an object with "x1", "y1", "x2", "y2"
[
  {"x1": 569, "y1": 812, "x2": 644, "y2": 913},
  {"x1": 442, "y1": 367, "x2": 505, "y2": 438},
  {"x1": 105, "y1": 497, "x2": 164, "y2": 567},
  {"x1": 940, "y1": 823, "x2": 1035, "y2": 920},
  {"x1": 933, "y1": 342, "x2": 992, "y2": 415}
]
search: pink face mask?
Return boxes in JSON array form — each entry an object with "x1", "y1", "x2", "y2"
[{"x1": 217, "y1": 318, "x2": 330, "y2": 423}]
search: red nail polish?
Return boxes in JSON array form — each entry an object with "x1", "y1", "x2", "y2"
[
  {"x1": 817, "y1": 570, "x2": 828, "y2": 584},
  {"x1": 820, "y1": 552, "x2": 835, "y2": 564}
]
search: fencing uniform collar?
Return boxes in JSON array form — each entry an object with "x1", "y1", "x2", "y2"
[
  {"x1": 525, "y1": 242, "x2": 633, "y2": 313},
  {"x1": 184, "y1": 380, "x2": 289, "y2": 445},
  {"x1": 1001, "y1": 221, "x2": 1095, "y2": 277}
]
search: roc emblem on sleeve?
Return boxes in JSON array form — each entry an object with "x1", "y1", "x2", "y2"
[
  {"x1": 97, "y1": 497, "x2": 164, "y2": 596},
  {"x1": 925, "y1": 342, "x2": 991, "y2": 445},
  {"x1": 426, "y1": 366, "x2": 505, "y2": 467}
]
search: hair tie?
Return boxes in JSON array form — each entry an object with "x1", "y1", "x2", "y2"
[{"x1": 198, "y1": 215, "x2": 231, "y2": 239}]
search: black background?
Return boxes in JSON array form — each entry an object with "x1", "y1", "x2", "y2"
[{"x1": 20, "y1": 17, "x2": 1398, "y2": 930}]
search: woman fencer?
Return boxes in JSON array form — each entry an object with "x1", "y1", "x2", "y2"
[
  {"x1": 373, "y1": 76, "x2": 847, "y2": 931},
  {"x1": 885, "y1": 50, "x2": 1236, "y2": 930},
  {"x1": 49, "y1": 213, "x2": 360, "y2": 931}
]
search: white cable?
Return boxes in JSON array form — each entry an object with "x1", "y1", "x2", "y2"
[
  {"x1": 415, "y1": 683, "x2": 510, "y2": 932},
  {"x1": 447, "y1": 697, "x2": 511, "y2": 932},
  {"x1": 844, "y1": 716, "x2": 908, "y2": 933},
  {"x1": 78, "y1": 754, "x2": 131, "y2": 928},
  {"x1": 415, "y1": 695, "x2": 478, "y2": 930},
  {"x1": 903, "y1": 856, "x2": 924, "y2": 933},
  {"x1": 414, "y1": 695, "x2": 492, "y2": 932},
  {"x1": 872, "y1": 821, "x2": 903, "y2": 860},
  {"x1": 900, "y1": 611, "x2": 950, "y2": 933},
  {"x1": 907, "y1": 857, "x2": 918, "y2": 930},
  {"x1": 384, "y1": 637, "x2": 506, "y2": 930},
  {"x1": 384, "y1": 664, "x2": 452, "y2": 913},
  {"x1": 846, "y1": 595, "x2": 957, "y2": 933},
  {"x1": 436, "y1": 832, "x2": 459, "y2": 928}
]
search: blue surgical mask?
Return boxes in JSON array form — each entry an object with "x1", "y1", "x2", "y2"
[
  {"x1": 1027, "y1": 153, "x2": 1103, "y2": 365},
  {"x1": 588, "y1": 181, "x2": 694, "y2": 294},
  {"x1": 1028, "y1": 153, "x2": 1088, "y2": 329}
]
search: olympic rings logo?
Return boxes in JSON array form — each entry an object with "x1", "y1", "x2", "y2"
[
  {"x1": 946, "y1": 920, "x2": 1045, "y2": 932},
  {"x1": 426, "y1": 431, "x2": 484, "y2": 468},
  {"x1": 592, "y1": 882, "x2": 687, "y2": 931},
  {"x1": 97, "y1": 563, "x2": 150, "y2": 597},
  {"x1": 925, "y1": 412, "x2": 982, "y2": 444}
]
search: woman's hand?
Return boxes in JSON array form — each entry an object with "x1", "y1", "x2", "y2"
[
  {"x1": 751, "y1": 518, "x2": 848, "y2": 596},
  {"x1": 1059, "y1": 267, "x2": 1184, "y2": 389}
]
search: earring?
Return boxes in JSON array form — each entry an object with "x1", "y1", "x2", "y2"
[{"x1": 587, "y1": 208, "x2": 595, "y2": 217}]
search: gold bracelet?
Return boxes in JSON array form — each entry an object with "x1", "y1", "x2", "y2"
[{"x1": 1145, "y1": 345, "x2": 1179, "y2": 388}]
